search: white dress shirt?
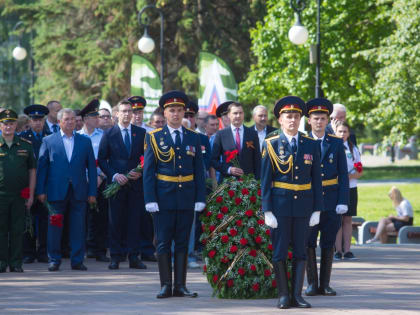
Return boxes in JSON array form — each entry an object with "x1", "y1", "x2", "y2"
[
  {"x1": 118, "y1": 123, "x2": 132, "y2": 145},
  {"x1": 47, "y1": 119, "x2": 59, "y2": 133},
  {"x1": 167, "y1": 125, "x2": 183, "y2": 144},
  {"x1": 255, "y1": 126, "x2": 267, "y2": 151},
  {"x1": 283, "y1": 132, "x2": 299, "y2": 150},
  {"x1": 60, "y1": 130, "x2": 75, "y2": 162}
]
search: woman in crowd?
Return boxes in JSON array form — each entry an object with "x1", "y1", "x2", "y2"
[
  {"x1": 366, "y1": 186, "x2": 414, "y2": 244},
  {"x1": 334, "y1": 121, "x2": 362, "y2": 260}
]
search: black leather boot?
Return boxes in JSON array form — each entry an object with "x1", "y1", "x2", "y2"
[
  {"x1": 291, "y1": 259, "x2": 311, "y2": 308},
  {"x1": 273, "y1": 261, "x2": 290, "y2": 309},
  {"x1": 305, "y1": 247, "x2": 318, "y2": 296},
  {"x1": 156, "y1": 253, "x2": 172, "y2": 298},
  {"x1": 318, "y1": 247, "x2": 336, "y2": 296},
  {"x1": 172, "y1": 252, "x2": 198, "y2": 297}
]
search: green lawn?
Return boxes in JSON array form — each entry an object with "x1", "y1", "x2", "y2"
[
  {"x1": 358, "y1": 184, "x2": 420, "y2": 226},
  {"x1": 361, "y1": 166, "x2": 420, "y2": 180}
]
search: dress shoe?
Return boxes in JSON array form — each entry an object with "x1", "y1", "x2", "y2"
[
  {"x1": 96, "y1": 254, "x2": 110, "y2": 262},
  {"x1": 37, "y1": 255, "x2": 49, "y2": 263},
  {"x1": 10, "y1": 266, "x2": 24, "y2": 272},
  {"x1": 142, "y1": 254, "x2": 157, "y2": 262},
  {"x1": 48, "y1": 263, "x2": 60, "y2": 272},
  {"x1": 108, "y1": 260, "x2": 119, "y2": 270},
  {"x1": 71, "y1": 263, "x2": 88, "y2": 271},
  {"x1": 129, "y1": 259, "x2": 147, "y2": 269},
  {"x1": 23, "y1": 256, "x2": 35, "y2": 264},
  {"x1": 173, "y1": 252, "x2": 197, "y2": 297}
]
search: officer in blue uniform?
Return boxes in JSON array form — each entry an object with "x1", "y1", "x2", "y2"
[
  {"x1": 261, "y1": 96, "x2": 324, "y2": 309},
  {"x1": 305, "y1": 98, "x2": 349, "y2": 296},
  {"x1": 143, "y1": 91, "x2": 206, "y2": 299},
  {"x1": 20, "y1": 104, "x2": 50, "y2": 263}
]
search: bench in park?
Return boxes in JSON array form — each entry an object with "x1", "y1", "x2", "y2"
[{"x1": 358, "y1": 221, "x2": 420, "y2": 244}]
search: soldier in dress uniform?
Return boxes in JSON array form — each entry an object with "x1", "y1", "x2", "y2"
[
  {"x1": 20, "y1": 104, "x2": 50, "y2": 263},
  {"x1": 0, "y1": 109, "x2": 36, "y2": 272},
  {"x1": 143, "y1": 91, "x2": 206, "y2": 298},
  {"x1": 305, "y1": 98, "x2": 349, "y2": 296},
  {"x1": 128, "y1": 96, "x2": 154, "y2": 132},
  {"x1": 261, "y1": 96, "x2": 324, "y2": 309}
]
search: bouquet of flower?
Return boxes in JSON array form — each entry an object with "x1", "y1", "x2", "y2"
[
  {"x1": 354, "y1": 162, "x2": 363, "y2": 173},
  {"x1": 103, "y1": 156, "x2": 144, "y2": 199},
  {"x1": 44, "y1": 201, "x2": 64, "y2": 228},
  {"x1": 225, "y1": 149, "x2": 239, "y2": 168}
]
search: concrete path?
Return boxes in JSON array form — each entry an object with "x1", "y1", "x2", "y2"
[{"x1": 1, "y1": 245, "x2": 420, "y2": 314}]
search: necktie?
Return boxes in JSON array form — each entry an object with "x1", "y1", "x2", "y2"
[
  {"x1": 174, "y1": 130, "x2": 181, "y2": 147},
  {"x1": 291, "y1": 137, "x2": 297, "y2": 154},
  {"x1": 235, "y1": 128, "x2": 241, "y2": 153},
  {"x1": 52, "y1": 124, "x2": 59, "y2": 133},
  {"x1": 123, "y1": 128, "x2": 131, "y2": 154}
]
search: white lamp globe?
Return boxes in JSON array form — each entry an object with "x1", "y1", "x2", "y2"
[
  {"x1": 288, "y1": 24, "x2": 309, "y2": 45},
  {"x1": 138, "y1": 34, "x2": 155, "y2": 54},
  {"x1": 12, "y1": 46, "x2": 27, "y2": 61}
]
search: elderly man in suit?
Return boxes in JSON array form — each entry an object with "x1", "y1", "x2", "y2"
[
  {"x1": 37, "y1": 108, "x2": 97, "y2": 272},
  {"x1": 98, "y1": 99, "x2": 147, "y2": 270},
  {"x1": 210, "y1": 102, "x2": 261, "y2": 181},
  {"x1": 251, "y1": 105, "x2": 277, "y2": 151}
]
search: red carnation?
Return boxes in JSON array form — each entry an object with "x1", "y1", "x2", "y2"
[
  {"x1": 257, "y1": 219, "x2": 265, "y2": 225},
  {"x1": 221, "y1": 206, "x2": 228, "y2": 214},
  {"x1": 227, "y1": 279, "x2": 234, "y2": 288},
  {"x1": 213, "y1": 275, "x2": 219, "y2": 283},
  {"x1": 255, "y1": 236, "x2": 262, "y2": 244},
  {"x1": 235, "y1": 197, "x2": 242, "y2": 205},
  {"x1": 257, "y1": 189, "x2": 261, "y2": 196},
  {"x1": 248, "y1": 227, "x2": 255, "y2": 235},
  {"x1": 264, "y1": 269, "x2": 271, "y2": 277},
  {"x1": 241, "y1": 188, "x2": 249, "y2": 195},
  {"x1": 140, "y1": 156, "x2": 144, "y2": 168},
  {"x1": 240, "y1": 238, "x2": 248, "y2": 246},
  {"x1": 221, "y1": 235, "x2": 229, "y2": 244},
  {"x1": 252, "y1": 283, "x2": 260, "y2": 292},
  {"x1": 236, "y1": 220, "x2": 242, "y2": 227},
  {"x1": 203, "y1": 265, "x2": 207, "y2": 272},
  {"x1": 265, "y1": 229, "x2": 271, "y2": 236},
  {"x1": 220, "y1": 256, "x2": 229, "y2": 263},
  {"x1": 228, "y1": 190, "x2": 235, "y2": 198},
  {"x1": 229, "y1": 228, "x2": 238, "y2": 237},
  {"x1": 288, "y1": 251, "x2": 293, "y2": 260},
  {"x1": 20, "y1": 187, "x2": 30, "y2": 199},
  {"x1": 250, "y1": 264, "x2": 257, "y2": 272},
  {"x1": 238, "y1": 268, "x2": 245, "y2": 276},
  {"x1": 217, "y1": 213, "x2": 224, "y2": 220},
  {"x1": 287, "y1": 272, "x2": 291, "y2": 279},
  {"x1": 201, "y1": 238, "x2": 207, "y2": 245},
  {"x1": 245, "y1": 210, "x2": 254, "y2": 217},
  {"x1": 206, "y1": 211, "x2": 212, "y2": 217},
  {"x1": 216, "y1": 196, "x2": 223, "y2": 203},
  {"x1": 272, "y1": 279, "x2": 277, "y2": 288},
  {"x1": 225, "y1": 150, "x2": 239, "y2": 163},
  {"x1": 268, "y1": 244, "x2": 273, "y2": 251},
  {"x1": 230, "y1": 245, "x2": 238, "y2": 253},
  {"x1": 249, "y1": 249, "x2": 257, "y2": 257},
  {"x1": 250, "y1": 196, "x2": 257, "y2": 203},
  {"x1": 208, "y1": 250, "x2": 216, "y2": 258},
  {"x1": 209, "y1": 225, "x2": 216, "y2": 232},
  {"x1": 49, "y1": 214, "x2": 64, "y2": 228}
]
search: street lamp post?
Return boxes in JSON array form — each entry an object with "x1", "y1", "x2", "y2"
[
  {"x1": 289, "y1": 0, "x2": 322, "y2": 98},
  {"x1": 137, "y1": 5, "x2": 165, "y2": 91}
]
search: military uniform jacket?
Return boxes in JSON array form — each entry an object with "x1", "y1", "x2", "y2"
[
  {"x1": 143, "y1": 125, "x2": 206, "y2": 211},
  {"x1": 309, "y1": 132, "x2": 349, "y2": 211},
  {"x1": 19, "y1": 129, "x2": 48, "y2": 160},
  {"x1": 261, "y1": 131, "x2": 324, "y2": 217}
]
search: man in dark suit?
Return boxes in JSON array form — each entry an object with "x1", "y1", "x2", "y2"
[
  {"x1": 251, "y1": 105, "x2": 277, "y2": 151},
  {"x1": 36, "y1": 108, "x2": 97, "y2": 272},
  {"x1": 305, "y1": 98, "x2": 349, "y2": 297},
  {"x1": 43, "y1": 100, "x2": 62, "y2": 135},
  {"x1": 261, "y1": 96, "x2": 324, "y2": 309},
  {"x1": 210, "y1": 102, "x2": 261, "y2": 181},
  {"x1": 143, "y1": 91, "x2": 206, "y2": 299},
  {"x1": 20, "y1": 105, "x2": 50, "y2": 264},
  {"x1": 98, "y1": 99, "x2": 147, "y2": 270}
]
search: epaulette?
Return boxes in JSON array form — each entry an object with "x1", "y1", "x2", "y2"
[
  {"x1": 186, "y1": 127, "x2": 198, "y2": 134},
  {"x1": 328, "y1": 133, "x2": 341, "y2": 139},
  {"x1": 265, "y1": 135, "x2": 280, "y2": 142},
  {"x1": 265, "y1": 129, "x2": 280, "y2": 139},
  {"x1": 301, "y1": 134, "x2": 316, "y2": 141},
  {"x1": 19, "y1": 137, "x2": 32, "y2": 144},
  {"x1": 149, "y1": 128, "x2": 162, "y2": 134}
]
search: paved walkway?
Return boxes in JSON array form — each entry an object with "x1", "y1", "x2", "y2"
[{"x1": 1, "y1": 245, "x2": 420, "y2": 314}]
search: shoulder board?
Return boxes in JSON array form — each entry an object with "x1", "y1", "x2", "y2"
[
  {"x1": 265, "y1": 129, "x2": 280, "y2": 139},
  {"x1": 265, "y1": 135, "x2": 279, "y2": 142},
  {"x1": 19, "y1": 137, "x2": 32, "y2": 144},
  {"x1": 148, "y1": 128, "x2": 162, "y2": 134},
  {"x1": 301, "y1": 134, "x2": 316, "y2": 141},
  {"x1": 186, "y1": 128, "x2": 198, "y2": 134},
  {"x1": 328, "y1": 133, "x2": 341, "y2": 139}
]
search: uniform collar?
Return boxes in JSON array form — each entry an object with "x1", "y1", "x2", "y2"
[
  {"x1": 283, "y1": 132, "x2": 298, "y2": 145},
  {"x1": 167, "y1": 125, "x2": 183, "y2": 135},
  {"x1": 311, "y1": 132, "x2": 325, "y2": 141},
  {"x1": 0, "y1": 135, "x2": 20, "y2": 147}
]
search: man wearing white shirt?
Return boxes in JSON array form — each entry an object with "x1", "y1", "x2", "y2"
[{"x1": 251, "y1": 105, "x2": 277, "y2": 151}]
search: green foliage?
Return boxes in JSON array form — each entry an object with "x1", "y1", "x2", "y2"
[{"x1": 361, "y1": 166, "x2": 420, "y2": 181}]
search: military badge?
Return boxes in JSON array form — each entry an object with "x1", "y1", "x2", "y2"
[
  {"x1": 329, "y1": 153, "x2": 334, "y2": 163},
  {"x1": 186, "y1": 145, "x2": 196, "y2": 156},
  {"x1": 304, "y1": 153, "x2": 313, "y2": 165},
  {"x1": 201, "y1": 145, "x2": 206, "y2": 154}
]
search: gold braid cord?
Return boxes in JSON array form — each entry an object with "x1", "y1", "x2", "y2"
[
  {"x1": 150, "y1": 133, "x2": 175, "y2": 163},
  {"x1": 217, "y1": 248, "x2": 247, "y2": 287},
  {"x1": 266, "y1": 140, "x2": 293, "y2": 174}
]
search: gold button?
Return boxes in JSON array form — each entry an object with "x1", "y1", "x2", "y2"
[
  {"x1": 179, "y1": 184, "x2": 182, "y2": 188},
  {"x1": 178, "y1": 156, "x2": 181, "y2": 159},
  {"x1": 321, "y1": 173, "x2": 325, "y2": 177},
  {"x1": 176, "y1": 147, "x2": 180, "y2": 150},
  {"x1": 294, "y1": 195, "x2": 298, "y2": 199},
  {"x1": 179, "y1": 165, "x2": 182, "y2": 168},
  {"x1": 295, "y1": 166, "x2": 299, "y2": 170},
  {"x1": 323, "y1": 192, "x2": 325, "y2": 195},
  {"x1": 321, "y1": 164, "x2": 324, "y2": 167},
  {"x1": 295, "y1": 176, "x2": 298, "y2": 180}
]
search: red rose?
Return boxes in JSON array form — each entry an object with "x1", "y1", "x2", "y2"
[
  {"x1": 238, "y1": 177, "x2": 243, "y2": 182},
  {"x1": 140, "y1": 156, "x2": 144, "y2": 168},
  {"x1": 213, "y1": 275, "x2": 219, "y2": 283},
  {"x1": 206, "y1": 211, "x2": 212, "y2": 217},
  {"x1": 264, "y1": 269, "x2": 271, "y2": 277},
  {"x1": 252, "y1": 283, "x2": 260, "y2": 292},
  {"x1": 229, "y1": 228, "x2": 238, "y2": 237},
  {"x1": 217, "y1": 213, "x2": 224, "y2": 220},
  {"x1": 20, "y1": 187, "x2": 30, "y2": 199},
  {"x1": 257, "y1": 189, "x2": 261, "y2": 196},
  {"x1": 245, "y1": 210, "x2": 253, "y2": 217},
  {"x1": 248, "y1": 227, "x2": 255, "y2": 235},
  {"x1": 250, "y1": 264, "x2": 256, "y2": 271},
  {"x1": 208, "y1": 250, "x2": 216, "y2": 258},
  {"x1": 235, "y1": 197, "x2": 242, "y2": 205},
  {"x1": 228, "y1": 190, "x2": 235, "y2": 198},
  {"x1": 209, "y1": 225, "x2": 215, "y2": 232},
  {"x1": 249, "y1": 249, "x2": 257, "y2": 257},
  {"x1": 257, "y1": 219, "x2": 264, "y2": 225},
  {"x1": 272, "y1": 280, "x2": 277, "y2": 288},
  {"x1": 240, "y1": 238, "x2": 248, "y2": 246},
  {"x1": 221, "y1": 235, "x2": 229, "y2": 244},
  {"x1": 230, "y1": 245, "x2": 238, "y2": 253},
  {"x1": 220, "y1": 256, "x2": 229, "y2": 263},
  {"x1": 287, "y1": 272, "x2": 291, "y2": 279},
  {"x1": 238, "y1": 268, "x2": 245, "y2": 276},
  {"x1": 216, "y1": 196, "x2": 223, "y2": 203},
  {"x1": 49, "y1": 214, "x2": 64, "y2": 228},
  {"x1": 288, "y1": 251, "x2": 293, "y2": 260},
  {"x1": 203, "y1": 265, "x2": 207, "y2": 272},
  {"x1": 250, "y1": 196, "x2": 257, "y2": 203},
  {"x1": 227, "y1": 279, "x2": 234, "y2": 288},
  {"x1": 201, "y1": 238, "x2": 207, "y2": 245},
  {"x1": 255, "y1": 236, "x2": 262, "y2": 244},
  {"x1": 268, "y1": 244, "x2": 273, "y2": 251},
  {"x1": 265, "y1": 229, "x2": 271, "y2": 236},
  {"x1": 221, "y1": 206, "x2": 228, "y2": 213},
  {"x1": 241, "y1": 188, "x2": 249, "y2": 195},
  {"x1": 236, "y1": 220, "x2": 242, "y2": 227}
]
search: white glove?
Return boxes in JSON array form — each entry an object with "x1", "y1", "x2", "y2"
[
  {"x1": 309, "y1": 211, "x2": 320, "y2": 226},
  {"x1": 145, "y1": 202, "x2": 159, "y2": 213},
  {"x1": 194, "y1": 202, "x2": 206, "y2": 212},
  {"x1": 264, "y1": 211, "x2": 278, "y2": 229},
  {"x1": 336, "y1": 204, "x2": 348, "y2": 214}
]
